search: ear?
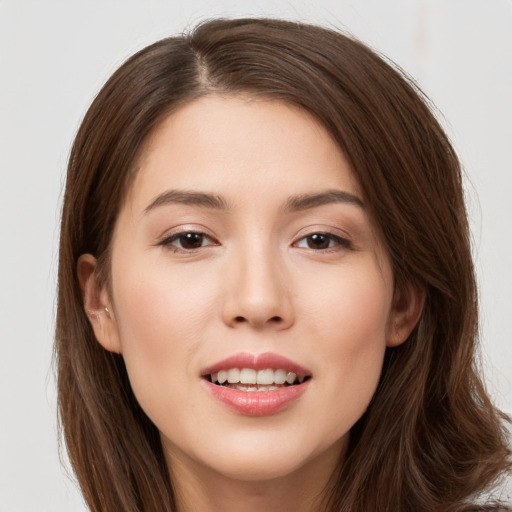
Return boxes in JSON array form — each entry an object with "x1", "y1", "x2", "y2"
[
  {"x1": 77, "y1": 254, "x2": 122, "y2": 354},
  {"x1": 386, "y1": 281, "x2": 425, "y2": 347}
]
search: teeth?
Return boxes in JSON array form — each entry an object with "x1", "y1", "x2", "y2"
[
  {"x1": 227, "y1": 368, "x2": 240, "y2": 383},
  {"x1": 240, "y1": 368, "x2": 257, "y2": 384},
  {"x1": 235, "y1": 385, "x2": 258, "y2": 391},
  {"x1": 257, "y1": 369, "x2": 274, "y2": 385},
  {"x1": 274, "y1": 369, "x2": 287, "y2": 384},
  {"x1": 232, "y1": 384, "x2": 280, "y2": 391},
  {"x1": 260, "y1": 385, "x2": 279, "y2": 391},
  {"x1": 210, "y1": 368, "x2": 306, "y2": 386},
  {"x1": 286, "y1": 372, "x2": 297, "y2": 384}
]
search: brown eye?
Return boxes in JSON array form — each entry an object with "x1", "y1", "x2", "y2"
[
  {"x1": 160, "y1": 231, "x2": 217, "y2": 251},
  {"x1": 306, "y1": 234, "x2": 330, "y2": 249},
  {"x1": 295, "y1": 232, "x2": 351, "y2": 251},
  {"x1": 178, "y1": 233, "x2": 205, "y2": 249}
]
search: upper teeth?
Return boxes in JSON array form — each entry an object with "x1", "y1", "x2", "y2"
[{"x1": 211, "y1": 368, "x2": 303, "y2": 385}]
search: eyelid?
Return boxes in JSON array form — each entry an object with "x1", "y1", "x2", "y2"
[
  {"x1": 154, "y1": 225, "x2": 353, "y2": 253},
  {"x1": 162, "y1": 231, "x2": 216, "y2": 244},
  {"x1": 292, "y1": 227, "x2": 353, "y2": 251},
  {"x1": 156, "y1": 226, "x2": 219, "y2": 252},
  {"x1": 155, "y1": 223, "x2": 215, "y2": 241}
]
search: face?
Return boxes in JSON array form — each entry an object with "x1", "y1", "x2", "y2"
[{"x1": 81, "y1": 96, "x2": 419, "y2": 485}]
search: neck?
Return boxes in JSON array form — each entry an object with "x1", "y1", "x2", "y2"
[{"x1": 165, "y1": 440, "x2": 345, "y2": 512}]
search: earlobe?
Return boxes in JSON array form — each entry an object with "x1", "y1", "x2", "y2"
[
  {"x1": 386, "y1": 282, "x2": 425, "y2": 347},
  {"x1": 77, "y1": 254, "x2": 122, "y2": 354}
]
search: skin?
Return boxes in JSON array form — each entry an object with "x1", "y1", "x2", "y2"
[{"x1": 79, "y1": 96, "x2": 423, "y2": 512}]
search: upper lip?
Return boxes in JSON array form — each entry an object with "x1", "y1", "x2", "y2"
[{"x1": 201, "y1": 352, "x2": 312, "y2": 379}]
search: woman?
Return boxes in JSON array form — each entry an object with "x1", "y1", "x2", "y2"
[{"x1": 55, "y1": 18, "x2": 511, "y2": 512}]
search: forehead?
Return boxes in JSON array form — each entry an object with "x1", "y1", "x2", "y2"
[{"x1": 125, "y1": 95, "x2": 362, "y2": 213}]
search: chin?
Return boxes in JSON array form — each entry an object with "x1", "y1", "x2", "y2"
[
  {"x1": 168, "y1": 427, "x2": 348, "y2": 484},
  {"x1": 204, "y1": 449, "x2": 317, "y2": 482}
]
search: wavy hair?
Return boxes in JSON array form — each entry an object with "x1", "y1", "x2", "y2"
[{"x1": 56, "y1": 18, "x2": 511, "y2": 512}]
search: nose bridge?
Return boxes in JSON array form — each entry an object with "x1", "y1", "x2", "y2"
[{"x1": 222, "y1": 234, "x2": 293, "y2": 329}]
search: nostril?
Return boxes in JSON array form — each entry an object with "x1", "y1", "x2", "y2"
[{"x1": 231, "y1": 315, "x2": 285, "y2": 326}]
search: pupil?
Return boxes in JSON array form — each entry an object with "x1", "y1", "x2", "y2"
[
  {"x1": 181, "y1": 233, "x2": 203, "y2": 249},
  {"x1": 308, "y1": 234, "x2": 329, "y2": 249}
]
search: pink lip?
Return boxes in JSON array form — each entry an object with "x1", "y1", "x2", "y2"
[
  {"x1": 203, "y1": 380, "x2": 310, "y2": 416},
  {"x1": 201, "y1": 352, "x2": 312, "y2": 417}
]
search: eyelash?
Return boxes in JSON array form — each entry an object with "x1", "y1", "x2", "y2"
[
  {"x1": 158, "y1": 230, "x2": 352, "y2": 253},
  {"x1": 294, "y1": 232, "x2": 352, "y2": 251},
  {"x1": 158, "y1": 231, "x2": 218, "y2": 252}
]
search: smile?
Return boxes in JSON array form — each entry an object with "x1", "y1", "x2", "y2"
[
  {"x1": 201, "y1": 353, "x2": 312, "y2": 415},
  {"x1": 208, "y1": 368, "x2": 308, "y2": 391}
]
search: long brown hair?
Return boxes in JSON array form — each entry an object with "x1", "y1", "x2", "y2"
[{"x1": 56, "y1": 18, "x2": 511, "y2": 512}]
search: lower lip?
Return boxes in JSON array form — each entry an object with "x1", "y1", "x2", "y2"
[{"x1": 203, "y1": 380, "x2": 310, "y2": 416}]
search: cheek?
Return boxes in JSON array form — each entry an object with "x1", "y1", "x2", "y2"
[
  {"x1": 302, "y1": 263, "x2": 392, "y2": 349},
  {"x1": 110, "y1": 257, "x2": 219, "y2": 414},
  {"x1": 300, "y1": 265, "x2": 392, "y2": 428},
  {"x1": 113, "y1": 251, "x2": 220, "y2": 342},
  {"x1": 335, "y1": 270, "x2": 391, "y2": 371}
]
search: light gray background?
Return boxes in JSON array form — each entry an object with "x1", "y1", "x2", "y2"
[{"x1": 1, "y1": 1, "x2": 511, "y2": 510}]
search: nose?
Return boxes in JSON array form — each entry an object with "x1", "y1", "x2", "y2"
[{"x1": 221, "y1": 246, "x2": 295, "y2": 331}]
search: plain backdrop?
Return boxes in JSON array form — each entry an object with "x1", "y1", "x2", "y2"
[{"x1": 0, "y1": 1, "x2": 511, "y2": 510}]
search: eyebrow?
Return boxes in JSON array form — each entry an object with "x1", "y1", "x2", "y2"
[
  {"x1": 282, "y1": 189, "x2": 364, "y2": 212},
  {"x1": 143, "y1": 188, "x2": 363, "y2": 215},
  {"x1": 144, "y1": 190, "x2": 231, "y2": 214}
]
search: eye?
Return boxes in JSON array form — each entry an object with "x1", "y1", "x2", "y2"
[
  {"x1": 295, "y1": 232, "x2": 351, "y2": 250},
  {"x1": 159, "y1": 231, "x2": 218, "y2": 251}
]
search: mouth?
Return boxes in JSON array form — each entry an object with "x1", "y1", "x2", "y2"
[
  {"x1": 206, "y1": 368, "x2": 310, "y2": 392},
  {"x1": 201, "y1": 352, "x2": 312, "y2": 397}
]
